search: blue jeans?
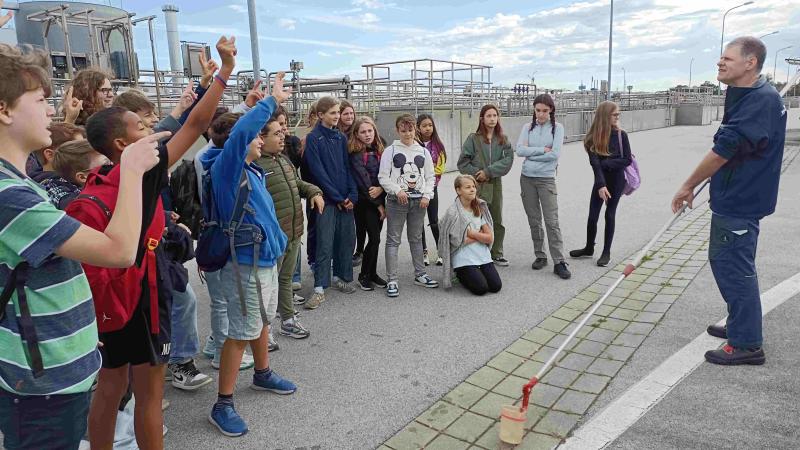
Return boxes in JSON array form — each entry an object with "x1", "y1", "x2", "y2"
[
  {"x1": 0, "y1": 389, "x2": 90, "y2": 450},
  {"x1": 169, "y1": 283, "x2": 200, "y2": 364},
  {"x1": 293, "y1": 246, "x2": 302, "y2": 284},
  {"x1": 709, "y1": 213, "x2": 762, "y2": 348},
  {"x1": 204, "y1": 269, "x2": 228, "y2": 360},
  {"x1": 314, "y1": 205, "x2": 355, "y2": 288}
]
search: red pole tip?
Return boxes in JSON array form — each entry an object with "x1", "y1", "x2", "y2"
[{"x1": 623, "y1": 263, "x2": 636, "y2": 276}]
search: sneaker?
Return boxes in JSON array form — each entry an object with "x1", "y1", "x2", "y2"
[
  {"x1": 596, "y1": 253, "x2": 611, "y2": 267},
  {"x1": 333, "y1": 279, "x2": 356, "y2": 294},
  {"x1": 705, "y1": 344, "x2": 765, "y2": 366},
  {"x1": 569, "y1": 246, "x2": 594, "y2": 258},
  {"x1": 268, "y1": 331, "x2": 279, "y2": 352},
  {"x1": 202, "y1": 336, "x2": 216, "y2": 359},
  {"x1": 554, "y1": 262, "x2": 572, "y2": 280},
  {"x1": 358, "y1": 276, "x2": 374, "y2": 291},
  {"x1": 212, "y1": 352, "x2": 255, "y2": 371},
  {"x1": 292, "y1": 281, "x2": 302, "y2": 291},
  {"x1": 251, "y1": 370, "x2": 297, "y2": 394},
  {"x1": 531, "y1": 257, "x2": 548, "y2": 270},
  {"x1": 305, "y1": 292, "x2": 324, "y2": 310},
  {"x1": 168, "y1": 360, "x2": 213, "y2": 391},
  {"x1": 372, "y1": 274, "x2": 388, "y2": 288},
  {"x1": 292, "y1": 293, "x2": 306, "y2": 306},
  {"x1": 435, "y1": 256, "x2": 443, "y2": 266},
  {"x1": 423, "y1": 249, "x2": 430, "y2": 266},
  {"x1": 161, "y1": 398, "x2": 170, "y2": 411},
  {"x1": 209, "y1": 402, "x2": 248, "y2": 437},
  {"x1": 386, "y1": 281, "x2": 399, "y2": 298},
  {"x1": 492, "y1": 257, "x2": 510, "y2": 267},
  {"x1": 352, "y1": 252, "x2": 362, "y2": 267},
  {"x1": 414, "y1": 274, "x2": 439, "y2": 288},
  {"x1": 707, "y1": 324, "x2": 727, "y2": 339},
  {"x1": 280, "y1": 317, "x2": 310, "y2": 339}
]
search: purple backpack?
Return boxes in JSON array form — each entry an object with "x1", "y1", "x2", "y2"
[{"x1": 618, "y1": 131, "x2": 640, "y2": 195}]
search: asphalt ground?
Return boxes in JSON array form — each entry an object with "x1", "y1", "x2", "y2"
[{"x1": 162, "y1": 110, "x2": 800, "y2": 449}]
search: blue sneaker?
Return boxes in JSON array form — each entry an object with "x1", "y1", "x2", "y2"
[
  {"x1": 250, "y1": 370, "x2": 297, "y2": 395},
  {"x1": 208, "y1": 402, "x2": 248, "y2": 437}
]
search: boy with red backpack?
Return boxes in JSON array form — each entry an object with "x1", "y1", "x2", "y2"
[{"x1": 65, "y1": 36, "x2": 238, "y2": 450}]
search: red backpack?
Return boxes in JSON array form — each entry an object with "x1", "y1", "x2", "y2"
[{"x1": 65, "y1": 165, "x2": 165, "y2": 334}]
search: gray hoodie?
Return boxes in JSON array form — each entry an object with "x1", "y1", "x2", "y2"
[{"x1": 515, "y1": 121, "x2": 564, "y2": 178}]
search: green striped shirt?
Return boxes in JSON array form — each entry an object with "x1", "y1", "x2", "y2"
[{"x1": 0, "y1": 162, "x2": 101, "y2": 396}]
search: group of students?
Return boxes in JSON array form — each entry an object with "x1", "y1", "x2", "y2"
[{"x1": 0, "y1": 33, "x2": 638, "y2": 449}]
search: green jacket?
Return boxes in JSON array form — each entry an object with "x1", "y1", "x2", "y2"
[
  {"x1": 457, "y1": 132, "x2": 514, "y2": 202},
  {"x1": 256, "y1": 153, "x2": 322, "y2": 240}
]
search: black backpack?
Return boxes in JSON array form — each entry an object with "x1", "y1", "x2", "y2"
[{"x1": 169, "y1": 160, "x2": 203, "y2": 239}]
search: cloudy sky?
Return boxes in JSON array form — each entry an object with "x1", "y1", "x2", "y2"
[{"x1": 123, "y1": 0, "x2": 800, "y2": 91}]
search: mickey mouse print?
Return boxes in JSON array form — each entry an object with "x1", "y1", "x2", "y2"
[{"x1": 378, "y1": 139, "x2": 435, "y2": 201}]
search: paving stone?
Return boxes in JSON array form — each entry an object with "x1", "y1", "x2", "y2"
[
  {"x1": 645, "y1": 275, "x2": 671, "y2": 286},
  {"x1": 492, "y1": 374, "x2": 531, "y2": 400},
  {"x1": 609, "y1": 307, "x2": 639, "y2": 321},
  {"x1": 506, "y1": 338, "x2": 542, "y2": 359},
  {"x1": 673, "y1": 271, "x2": 697, "y2": 280},
  {"x1": 521, "y1": 327, "x2": 557, "y2": 345},
  {"x1": 425, "y1": 433, "x2": 471, "y2": 450},
  {"x1": 635, "y1": 311, "x2": 664, "y2": 324},
  {"x1": 445, "y1": 382, "x2": 489, "y2": 409},
  {"x1": 551, "y1": 307, "x2": 582, "y2": 322},
  {"x1": 638, "y1": 283, "x2": 662, "y2": 294},
  {"x1": 587, "y1": 358, "x2": 625, "y2": 377},
  {"x1": 552, "y1": 389, "x2": 597, "y2": 415},
  {"x1": 666, "y1": 278, "x2": 692, "y2": 288},
  {"x1": 613, "y1": 287, "x2": 634, "y2": 298},
  {"x1": 570, "y1": 373, "x2": 612, "y2": 394},
  {"x1": 529, "y1": 383, "x2": 565, "y2": 408},
  {"x1": 623, "y1": 322, "x2": 655, "y2": 335},
  {"x1": 601, "y1": 344, "x2": 637, "y2": 361},
  {"x1": 576, "y1": 290, "x2": 601, "y2": 302},
  {"x1": 487, "y1": 352, "x2": 525, "y2": 374},
  {"x1": 619, "y1": 298, "x2": 647, "y2": 311},
  {"x1": 512, "y1": 360, "x2": 545, "y2": 379},
  {"x1": 613, "y1": 332, "x2": 648, "y2": 348},
  {"x1": 445, "y1": 411, "x2": 495, "y2": 444},
  {"x1": 546, "y1": 334, "x2": 579, "y2": 352},
  {"x1": 560, "y1": 323, "x2": 592, "y2": 338},
  {"x1": 651, "y1": 294, "x2": 679, "y2": 304},
  {"x1": 627, "y1": 290, "x2": 657, "y2": 302},
  {"x1": 603, "y1": 295, "x2": 626, "y2": 307},
  {"x1": 466, "y1": 366, "x2": 507, "y2": 391},
  {"x1": 417, "y1": 401, "x2": 466, "y2": 431},
  {"x1": 585, "y1": 327, "x2": 618, "y2": 344},
  {"x1": 572, "y1": 340, "x2": 608, "y2": 357},
  {"x1": 684, "y1": 259, "x2": 707, "y2": 267},
  {"x1": 517, "y1": 432, "x2": 562, "y2": 450},
  {"x1": 659, "y1": 286, "x2": 685, "y2": 295},
  {"x1": 619, "y1": 280, "x2": 641, "y2": 290},
  {"x1": 596, "y1": 316, "x2": 630, "y2": 332},
  {"x1": 540, "y1": 366, "x2": 581, "y2": 389},
  {"x1": 539, "y1": 317, "x2": 570, "y2": 333},
  {"x1": 474, "y1": 423, "x2": 503, "y2": 450},
  {"x1": 587, "y1": 283, "x2": 608, "y2": 294},
  {"x1": 532, "y1": 410, "x2": 581, "y2": 439},
  {"x1": 385, "y1": 422, "x2": 439, "y2": 450},
  {"x1": 640, "y1": 260, "x2": 662, "y2": 269},
  {"x1": 470, "y1": 392, "x2": 515, "y2": 419},
  {"x1": 625, "y1": 273, "x2": 649, "y2": 282},
  {"x1": 532, "y1": 346, "x2": 565, "y2": 364},
  {"x1": 556, "y1": 353, "x2": 595, "y2": 372},
  {"x1": 644, "y1": 302, "x2": 672, "y2": 313},
  {"x1": 653, "y1": 270, "x2": 677, "y2": 279},
  {"x1": 594, "y1": 304, "x2": 615, "y2": 317},
  {"x1": 563, "y1": 298, "x2": 593, "y2": 311},
  {"x1": 633, "y1": 267, "x2": 655, "y2": 275}
]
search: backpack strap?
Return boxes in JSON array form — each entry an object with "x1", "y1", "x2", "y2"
[
  {"x1": 0, "y1": 263, "x2": 44, "y2": 377},
  {"x1": 226, "y1": 169, "x2": 262, "y2": 317},
  {"x1": 76, "y1": 194, "x2": 112, "y2": 219}
]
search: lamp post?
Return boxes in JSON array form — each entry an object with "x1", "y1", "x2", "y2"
[
  {"x1": 774, "y1": 46, "x2": 792, "y2": 85},
  {"x1": 689, "y1": 57, "x2": 694, "y2": 88},
  {"x1": 607, "y1": 0, "x2": 613, "y2": 99},
  {"x1": 719, "y1": 1, "x2": 754, "y2": 91},
  {"x1": 759, "y1": 30, "x2": 778, "y2": 39},
  {"x1": 247, "y1": 0, "x2": 261, "y2": 83},
  {"x1": 621, "y1": 66, "x2": 626, "y2": 95}
]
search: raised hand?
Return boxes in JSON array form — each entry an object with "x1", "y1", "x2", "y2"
[
  {"x1": 120, "y1": 131, "x2": 171, "y2": 176},
  {"x1": 198, "y1": 52, "x2": 219, "y2": 88},
  {"x1": 179, "y1": 79, "x2": 197, "y2": 109},
  {"x1": 270, "y1": 72, "x2": 293, "y2": 104},
  {"x1": 215, "y1": 36, "x2": 237, "y2": 73},
  {"x1": 244, "y1": 79, "x2": 265, "y2": 107},
  {"x1": 62, "y1": 86, "x2": 83, "y2": 124},
  {"x1": 0, "y1": 0, "x2": 13, "y2": 28}
]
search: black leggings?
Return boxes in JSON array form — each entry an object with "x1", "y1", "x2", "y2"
[
  {"x1": 421, "y1": 185, "x2": 440, "y2": 250},
  {"x1": 455, "y1": 263, "x2": 502, "y2": 296},
  {"x1": 586, "y1": 170, "x2": 625, "y2": 255},
  {"x1": 355, "y1": 201, "x2": 383, "y2": 280}
]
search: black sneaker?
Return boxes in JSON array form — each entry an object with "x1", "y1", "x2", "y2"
[
  {"x1": 554, "y1": 262, "x2": 571, "y2": 280},
  {"x1": 352, "y1": 252, "x2": 362, "y2": 268},
  {"x1": 492, "y1": 257, "x2": 510, "y2": 267},
  {"x1": 531, "y1": 257, "x2": 548, "y2": 270},
  {"x1": 372, "y1": 274, "x2": 388, "y2": 288},
  {"x1": 705, "y1": 344, "x2": 765, "y2": 365},
  {"x1": 707, "y1": 324, "x2": 727, "y2": 339},
  {"x1": 358, "y1": 276, "x2": 374, "y2": 291},
  {"x1": 596, "y1": 253, "x2": 611, "y2": 267},
  {"x1": 569, "y1": 247, "x2": 594, "y2": 258}
]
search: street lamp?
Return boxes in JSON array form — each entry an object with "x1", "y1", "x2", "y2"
[
  {"x1": 719, "y1": 1, "x2": 754, "y2": 91},
  {"x1": 689, "y1": 57, "x2": 694, "y2": 88},
  {"x1": 247, "y1": 0, "x2": 261, "y2": 82},
  {"x1": 759, "y1": 30, "x2": 778, "y2": 39},
  {"x1": 607, "y1": 0, "x2": 614, "y2": 99},
  {"x1": 621, "y1": 66, "x2": 626, "y2": 94},
  {"x1": 774, "y1": 46, "x2": 792, "y2": 84}
]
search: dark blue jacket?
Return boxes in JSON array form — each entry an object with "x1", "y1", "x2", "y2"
[
  {"x1": 301, "y1": 123, "x2": 358, "y2": 205},
  {"x1": 711, "y1": 76, "x2": 786, "y2": 219},
  {"x1": 349, "y1": 146, "x2": 384, "y2": 207}
]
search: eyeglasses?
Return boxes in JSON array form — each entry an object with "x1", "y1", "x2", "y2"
[
  {"x1": 611, "y1": 113, "x2": 621, "y2": 117},
  {"x1": 259, "y1": 130, "x2": 285, "y2": 138},
  {"x1": 98, "y1": 88, "x2": 113, "y2": 95}
]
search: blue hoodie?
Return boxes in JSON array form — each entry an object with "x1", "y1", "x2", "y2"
[
  {"x1": 301, "y1": 122, "x2": 358, "y2": 205},
  {"x1": 200, "y1": 97, "x2": 287, "y2": 268},
  {"x1": 710, "y1": 76, "x2": 786, "y2": 219}
]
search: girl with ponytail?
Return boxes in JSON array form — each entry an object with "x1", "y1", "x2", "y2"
[
  {"x1": 514, "y1": 94, "x2": 571, "y2": 280},
  {"x1": 437, "y1": 175, "x2": 502, "y2": 295}
]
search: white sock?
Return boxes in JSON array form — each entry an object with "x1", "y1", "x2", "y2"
[{"x1": 315, "y1": 286, "x2": 324, "y2": 294}]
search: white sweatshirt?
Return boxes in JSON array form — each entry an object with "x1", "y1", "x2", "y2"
[{"x1": 378, "y1": 139, "x2": 435, "y2": 200}]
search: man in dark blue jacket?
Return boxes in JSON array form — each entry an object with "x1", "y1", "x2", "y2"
[
  {"x1": 672, "y1": 36, "x2": 787, "y2": 366},
  {"x1": 301, "y1": 96, "x2": 359, "y2": 309}
]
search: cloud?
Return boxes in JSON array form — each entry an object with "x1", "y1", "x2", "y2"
[
  {"x1": 351, "y1": 0, "x2": 397, "y2": 9},
  {"x1": 278, "y1": 18, "x2": 296, "y2": 30},
  {"x1": 227, "y1": 4, "x2": 247, "y2": 13},
  {"x1": 317, "y1": 51, "x2": 331, "y2": 57}
]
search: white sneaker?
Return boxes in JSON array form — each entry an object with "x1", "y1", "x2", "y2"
[
  {"x1": 292, "y1": 281, "x2": 302, "y2": 291},
  {"x1": 168, "y1": 360, "x2": 213, "y2": 391},
  {"x1": 414, "y1": 274, "x2": 439, "y2": 288},
  {"x1": 212, "y1": 352, "x2": 255, "y2": 371}
]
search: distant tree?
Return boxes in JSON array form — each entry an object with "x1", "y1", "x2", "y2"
[{"x1": 699, "y1": 81, "x2": 721, "y2": 95}]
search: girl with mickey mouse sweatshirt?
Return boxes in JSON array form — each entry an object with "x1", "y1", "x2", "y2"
[{"x1": 378, "y1": 114, "x2": 438, "y2": 298}]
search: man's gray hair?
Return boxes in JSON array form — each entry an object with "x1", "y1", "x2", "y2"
[{"x1": 727, "y1": 36, "x2": 767, "y2": 72}]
